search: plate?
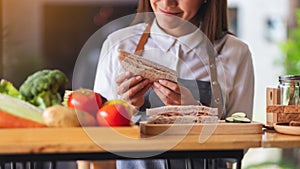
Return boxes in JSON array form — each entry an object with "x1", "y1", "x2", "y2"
[{"x1": 274, "y1": 122, "x2": 300, "y2": 135}]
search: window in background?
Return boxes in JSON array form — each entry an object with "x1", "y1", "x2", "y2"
[{"x1": 228, "y1": 7, "x2": 238, "y2": 36}]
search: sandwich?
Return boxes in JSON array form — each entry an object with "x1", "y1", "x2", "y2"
[
  {"x1": 118, "y1": 50, "x2": 178, "y2": 82},
  {"x1": 146, "y1": 105, "x2": 219, "y2": 124}
]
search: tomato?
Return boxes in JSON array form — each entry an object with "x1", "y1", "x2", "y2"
[
  {"x1": 68, "y1": 88, "x2": 102, "y2": 117},
  {"x1": 96, "y1": 104, "x2": 131, "y2": 126},
  {"x1": 103, "y1": 99, "x2": 134, "y2": 115}
]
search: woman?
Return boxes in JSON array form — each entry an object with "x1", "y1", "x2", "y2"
[{"x1": 94, "y1": 0, "x2": 254, "y2": 168}]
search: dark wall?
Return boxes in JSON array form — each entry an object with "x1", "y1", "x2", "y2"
[
  {"x1": 43, "y1": 3, "x2": 137, "y2": 89},
  {"x1": 0, "y1": 0, "x2": 2, "y2": 78}
]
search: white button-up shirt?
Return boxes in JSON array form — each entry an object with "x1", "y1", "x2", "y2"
[{"x1": 94, "y1": 20, "x2": 254, "y2": 119}]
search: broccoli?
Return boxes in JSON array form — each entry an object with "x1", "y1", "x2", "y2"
[
  {"x1": 0, "y1": 79, "x2": 24, "y2": 100},
  {"x1": 19, "y1": 69, "x2": 68, "y2": 110}
]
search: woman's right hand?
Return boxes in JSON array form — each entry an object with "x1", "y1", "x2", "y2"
[{"x1": 116, "y1": 72, "x2": 152, "y2": 110}]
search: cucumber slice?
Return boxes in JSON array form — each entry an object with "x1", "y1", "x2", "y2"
[
  {"x1": 225, "y1": 112, "x2": 251, "y2": 123},
  {"x1": 233, "y1": 117, "x2": 251, "y2": 123},
  {"x1": 225, "y1": 116, "x2": 235, "y2": 123},
  {"x1": 231, "y1": 112, "x2": 247, "y2": 118}
]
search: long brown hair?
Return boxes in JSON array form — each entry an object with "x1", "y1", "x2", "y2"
[{"x1": 131, "y1": 0, "x2": 229, "y2": 44}]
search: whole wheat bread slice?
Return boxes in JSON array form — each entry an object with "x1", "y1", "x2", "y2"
[{"x1": 118, "y1": 50, "x2": 178, "y2": 82}]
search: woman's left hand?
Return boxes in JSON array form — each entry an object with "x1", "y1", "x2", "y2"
[{"x1": 152, "y1": 80, "x2": 198, "y2": 106}]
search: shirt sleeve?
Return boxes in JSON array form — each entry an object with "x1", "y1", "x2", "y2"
[
  {"x1": 93, "y1": 39, "x2": 120, "y2": 101},
  {"x1": 226, "y1": 47, "x2": 255, "y2": 120}
]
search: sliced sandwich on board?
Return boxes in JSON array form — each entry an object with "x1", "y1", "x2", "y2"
[{"x1": 140, "y1": 105, "x2": 263, "y2": 135}]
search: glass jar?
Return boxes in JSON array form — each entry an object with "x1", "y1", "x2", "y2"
[{"x1": 278, "y1": 75, "x2": 300, "y2": 105}]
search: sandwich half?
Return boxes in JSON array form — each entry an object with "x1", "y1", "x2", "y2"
[
  {"x1": 118, "y1": 50, "x2": 178, "y2": 82},
  {"x1": 146, "y1": 105, "x2": 219, "y2": 124}
]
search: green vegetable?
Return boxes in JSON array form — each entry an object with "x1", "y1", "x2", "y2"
[
  {"x1": 226, "y1": 111, "x2": 251, "y2": 123},
  {"x1": 233, "y1": 117, "x2": 251, "y2": 123},
  {"x1": 231, "y1": 112, "x2": 247, "y2": 118},
  {"x1": 0, "y1": 93, "x2": 44, "y2": 125},
  {"x1": 0, "y1": 79, "x2": 24, "y2": 100},
  {"x1": 225, "y1": 116, "x2": 235, "y2": 123},
  {"x1": 19, "y1": 69, "x2": 68, "y2": 110}
]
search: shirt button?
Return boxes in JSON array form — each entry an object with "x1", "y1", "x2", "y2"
[{"x1": 215, "y1": 98, "x2": 220, "y2": 104}]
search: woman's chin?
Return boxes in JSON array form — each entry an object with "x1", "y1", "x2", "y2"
[
  {"x1": 157, "y1": 16, "x2": 184, "y2": 29},
  {"x1": 156, "y1": 16, "x2": 195, "y2": 36}
]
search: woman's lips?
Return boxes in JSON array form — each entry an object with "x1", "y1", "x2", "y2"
[{"x1": 158, "y1": 8, "x2": 181, "y2": 16}]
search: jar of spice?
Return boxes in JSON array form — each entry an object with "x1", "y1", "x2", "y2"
[{"x1": 278, "y1": 75, "x2": 300, "y2": 105}]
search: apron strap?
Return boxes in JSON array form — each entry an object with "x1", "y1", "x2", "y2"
[{"x1": 134, "y1": 23, "x2": 152, "y2": 55}]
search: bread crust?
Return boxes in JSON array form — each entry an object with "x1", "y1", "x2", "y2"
[{"x1": 118, "y1": 50, "x2": 178, "y2": 82}]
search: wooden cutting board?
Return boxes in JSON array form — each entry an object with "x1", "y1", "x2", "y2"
[{"x1": 140, "y1": 120, "x2": 263, "y2": 135}]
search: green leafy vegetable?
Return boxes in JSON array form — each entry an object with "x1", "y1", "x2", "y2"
[
  {"x1": 0, "y1": 79, "x2": 24, "y2": 100},
  {"x1": 19, "y1": 69, "x2": 68, "y2": 110}
]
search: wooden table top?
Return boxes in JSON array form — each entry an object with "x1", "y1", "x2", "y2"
[
  {"x1": 0, "y1": 126, "x2": 299, "y2": 155},
  {"x1": 0, "y1": 126, "x2": 262, "y2": 154},
  {"x1": 262, "y1": 129, "x2": 300, "y2": 148}
]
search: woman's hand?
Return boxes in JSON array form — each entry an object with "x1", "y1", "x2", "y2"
[
  {"x1": 152, "y1": 80, "x2": 198, "y2": 106},
  {"x1": 116, "y1": 72, "x2": 152, "y2": 110}
]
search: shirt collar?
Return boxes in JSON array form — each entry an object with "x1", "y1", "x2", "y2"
[
  {"x1": 177, "y1": 29, "x2": 205, "y2": 52},
  {"x1": 150, "y1": 19, "x2": 206, "y2": 53},
  {"x1": 150, "y1": 19, "x2": 177, "y2": 52}
]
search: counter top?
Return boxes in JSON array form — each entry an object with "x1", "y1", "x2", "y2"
[
  {"x1": 0, "y1": 126, "x2": 262, "y2": 154},
  {"x1": 262, "y1": 129, "x2": 300, "y2": 148}
]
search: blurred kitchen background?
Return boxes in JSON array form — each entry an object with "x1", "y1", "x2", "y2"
[{"x1": 0, "y1": 0, "x2": 300, "y2": 168}]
